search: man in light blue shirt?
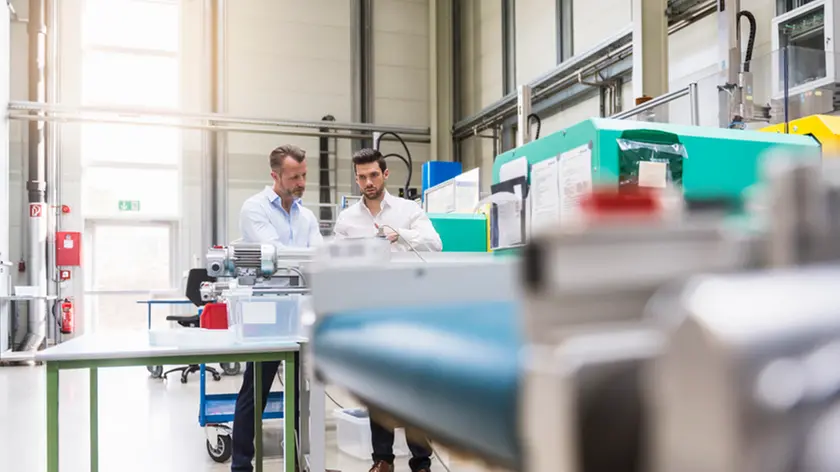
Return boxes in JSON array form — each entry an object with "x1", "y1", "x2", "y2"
[
  {"x1": 239, "y1": 144, "x2": 323, "y2": 248},
  {"x1": 232, "y1": 144, "x2": 321, "y2": 472}
]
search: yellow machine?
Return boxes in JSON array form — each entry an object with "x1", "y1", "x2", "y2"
[{"x1": 762, "y1": 115, "x2": 840, "y2": 157}]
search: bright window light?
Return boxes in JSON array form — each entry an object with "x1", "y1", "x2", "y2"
[
  {"x1": 82, "y1": 0, "x2": 179, "y2": 52},
  {"x1": 82, "y1": 50, "x2": 179, "y2": 109},
  {"x1": 81, "y1": 124, "x2": 180, "y2": 166}
]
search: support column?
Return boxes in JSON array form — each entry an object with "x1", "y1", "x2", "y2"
[
  {"x1": 350, "y1": 0, "x2": 373, "y2": 194},
  {"x1": 717, "y1": 0, "x2": 742, "y2": 127},
  {"x1": 631, "y1": 0, "x2": 669, "y2": 102},
  {"x1": 0, "y1": 0, "x2": 11, "y2": 353},
  {"x1": 501, "y1": 0, "x2": 516, "y2": 95},
  {"x1": 430, "y1": 0, "x2": 453, "y2": 161}
]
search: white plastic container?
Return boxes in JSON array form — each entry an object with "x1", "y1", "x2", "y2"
[
  {"x1": 333, "y1": 408, "x2": 409, "y2": 460},
  {"x1": 225, "y1": 290, "x2": 302, "y2": 341}
]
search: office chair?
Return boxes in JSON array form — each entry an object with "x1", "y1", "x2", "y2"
[{"x1": 162, "y1": 268, "x2": 225, "y2": 384}]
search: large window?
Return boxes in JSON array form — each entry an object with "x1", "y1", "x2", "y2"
[{"x1": 80, "y1": 0, "x2": 183, "y2": 332}]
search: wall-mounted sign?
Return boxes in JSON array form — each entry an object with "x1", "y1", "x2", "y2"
[{"x1": 118, "y1": 200, "x2": 141, "y2": 212}]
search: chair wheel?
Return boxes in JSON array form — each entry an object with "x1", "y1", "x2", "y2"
[
  {"x1": 147, "y1": 365, "x2": 163, "y2": 379},
  {"x1": 207, "y1": 434, "x2": 232, "y2": 463},
  {"x1": 212, "y1": 373, "x2": 222, "y2": 381},
  {"x1": 221, "y1": 362, "x2": 241, "y2": 376}
]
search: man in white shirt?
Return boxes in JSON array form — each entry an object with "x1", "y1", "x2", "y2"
[
  {"x1": 334, "y1": 148, "x2": 442, "y2": 253},
  {"x1": 232, "y1": 144, "x2": 322, "y2": 472},
  {"x1": 333, "y1": 148, "x2": 441, "y2": 472}
]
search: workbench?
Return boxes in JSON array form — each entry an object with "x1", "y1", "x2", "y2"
[{"x1": 35, "y1": 332, "x2": 306, "y2": 472}]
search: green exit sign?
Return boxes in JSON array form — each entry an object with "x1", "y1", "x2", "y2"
[{"x1": 118, "y1": 200, "x2": 140, "y2": 212}]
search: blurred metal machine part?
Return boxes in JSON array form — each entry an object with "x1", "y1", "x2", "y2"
[
  {"x1": 308, "y1": 156, "x2": 840, "y2": 471},
  {"x1": 649, "y1": 266, "x2": 840, "y2": 472}
]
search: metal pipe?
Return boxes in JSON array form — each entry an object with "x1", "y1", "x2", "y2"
[
  {"x1": 610, "y1": 85, "x2": 690, "y2": 120},
  {"x1": 25, "y1": 0, "x2": 48, "y2": 350},
  {"x1": 7, "y1": 114, "x2": 432, "y2": 143},
  {"x1": 688, "y1": 82, "x2": 700, "y2": 126},
  {"x1": 214, "y1": 0, "x2": 228, "y2": 246},
  {"x1": 0, "y1": 0, "x2": 11, "y2": 354},
  {"x1": 8, "y1": 100, "x2": 430, "y2": 136},
  {"x1": 44, "y1": 0, "x2": 59, "y2": 343}
]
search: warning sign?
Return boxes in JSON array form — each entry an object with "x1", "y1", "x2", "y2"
[{"x1": 29, "y1": 203, "x2": 43, "y2": 218}]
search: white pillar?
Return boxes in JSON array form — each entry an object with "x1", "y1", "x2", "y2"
[
  {"x1": 631, "y1": 0, "x2": 669, "y2": 101},
  {"x1": 516, "y1": 84, "x2": 532, "y2": 147},
  {"x1": 0, "y1": 3, "x2": 11, "y2": 353}
]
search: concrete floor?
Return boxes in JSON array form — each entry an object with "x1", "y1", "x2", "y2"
[{"x1": 0, "y1": 364, "x2": 481, "y2": 472}]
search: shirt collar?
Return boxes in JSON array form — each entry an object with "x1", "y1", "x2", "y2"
[
  {"x1": 381, "y1": 190, "x2": 396, "y2": 209},
  {"x1": 262, "y1": 186, "x2": 301, "y2": 208}
]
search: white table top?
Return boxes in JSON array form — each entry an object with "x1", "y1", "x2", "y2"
[{"x1": 36, "y1": 331, "x2": 304, "y2": 362}]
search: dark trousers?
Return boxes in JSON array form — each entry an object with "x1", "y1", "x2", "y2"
[
  {"x1": 231, "y1": 360, "x2": 281, "y2": 472},
  {"x1": 371, "y1": 418, "x2": 432, "y2": 471}
]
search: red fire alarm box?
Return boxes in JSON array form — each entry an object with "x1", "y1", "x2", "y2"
[{"x1": 56, "y1": 231, "x2": 82, "y2": 267}]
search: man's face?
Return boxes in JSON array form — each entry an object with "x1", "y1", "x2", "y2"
[
  {"x1": 272, "y1": 157, "x2": 307, "y2": 199},
  {"x1": 355, "y1": 161, "x2": 388, "y2": 200}
]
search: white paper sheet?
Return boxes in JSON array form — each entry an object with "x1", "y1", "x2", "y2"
[
  {"x1": 638, "y1": 161, "x2": 668, "y2": 188},
  {"x1": 558, "y1": 144, "x2": 593, "y2": 223},
  {"x1": 496, "y1": 198, "x2": 523, "y2": 247},
  {"x1": 530, "y1": 158, "x2": 560, "y2": 231},
  {"x1": 499, "y1": 156, "x2": 529, "y2": 182}
]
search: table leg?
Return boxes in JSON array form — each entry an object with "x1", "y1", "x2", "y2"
[
  {"x1": 147, "y1": 304, "x2": 151, "y2": 331},
  {"x1": 254, "y1": 361, "x2": 263, "y2": 472},
  {"x1": 90, "y1": 368, "x2": 99, "y2": 472},
  {"x1": 284, "y1": 354, "x2": 297, "y2": 472},
  {"x1": 46, "y1": 363, "x2": 59, "y2": 472},
  {"x1": 309, "y1": 379, "x2": 327, "y2": 472}
]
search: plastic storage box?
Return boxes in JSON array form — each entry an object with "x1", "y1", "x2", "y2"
[
  {"x1": 225, "y1": 291, "x2": 302, "y2": 341},
  {"x1": 333, "y1": 408, "x2": 409, "y2": 460}
]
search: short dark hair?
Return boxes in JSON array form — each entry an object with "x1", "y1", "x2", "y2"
[
  {"x1": 269, "y1": 145, "x2": 306, "y2": 172},
  {"x1": 352, "y1": 148, "x2": 387, "y2": 173}
]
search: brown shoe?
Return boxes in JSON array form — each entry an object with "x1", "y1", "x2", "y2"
[{"x1": 369, "y1": 460, "x2": 394, "y2": 472}]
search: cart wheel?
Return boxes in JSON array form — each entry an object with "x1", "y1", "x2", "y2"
[
  {"x1": 221, "y1": 362, "x2": 241, "y2": 376},
  {"x1": 207, "y1": 434, "x2": 233, "y2": 463},
  {"x1": 212, "y1": 372, "x2": 222, "y2": 381},
  {"x1": 147, "y1": 365, "x2": 163, "y2": 378}
]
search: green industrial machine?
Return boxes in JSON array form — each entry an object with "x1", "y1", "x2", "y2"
[
  {"x1": 429, "y1": 214, "x2": 488, "y2": 252},
  {"x1": 493, "y1": 118, "x2": 821, "y2": 200}
]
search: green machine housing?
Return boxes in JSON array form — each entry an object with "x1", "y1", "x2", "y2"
[
  {"x1": 428, "y1": 213, "x2": 488, "y2": 252},
  {"x1": 493, "y1": 118, "x2": 821, "y2": 201}
]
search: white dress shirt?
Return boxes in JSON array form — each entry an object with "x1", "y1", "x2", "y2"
[
  {"x1": 333, "y1": 191, "x2": 443, "y2": 252},
  {"x1": 239, "y1": 186, "x2": 324, "y2": 248}
]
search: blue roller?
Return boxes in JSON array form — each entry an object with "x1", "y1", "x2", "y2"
[{"x1": 312, "y1": 300, "x2": 522, "y2": 467}]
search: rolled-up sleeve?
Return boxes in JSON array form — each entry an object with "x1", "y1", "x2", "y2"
[
  {"x1": 399, "y1": 205, "x2": 443, "y2": 252},
  {"x1": 240, "y1": 200, "x2": 285, "y2": 246}
]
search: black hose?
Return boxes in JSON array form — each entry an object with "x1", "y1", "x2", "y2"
[
  {"x1": 382, "y1": 153, "x2": 412, "y2": 197},
  {"x1": 527, "y1": 113, "x2": 542, "y2": 140},
  {"x1": 738, "y1": 10, "x2": 757, "y2": 73},
  {"x1": 375, "y1": 132, "x2": 413, "y2": 198}
]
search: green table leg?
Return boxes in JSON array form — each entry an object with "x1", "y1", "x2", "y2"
[
  {"x1": 283, "y1": 354, "x2": 296, "y2": 472},
  {"x1": 90, "y1": 368, "x2": 99, "y2": 472},
  {"x1": 254, "y1": 361, "x2": 263, "y2": 472},
  {"x1": 46, "y1": 363, "x2": 59, "y2": 472}
]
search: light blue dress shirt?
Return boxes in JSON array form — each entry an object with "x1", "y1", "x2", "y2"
[{"x1": 239, "y1": 186, "x2": 324, "y2": 248}]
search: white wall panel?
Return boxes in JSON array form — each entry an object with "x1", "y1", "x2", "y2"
[
  {"x1": 514, "y1": 0, "x2": 557, "y2": 86},
  {"x1": 572, "y1": 0, "x2": 630, "y2": 54}
]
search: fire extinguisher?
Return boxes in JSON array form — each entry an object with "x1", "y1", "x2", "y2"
[{"x1": 59, "y1": 298, "x2": 74, "y2": 335}]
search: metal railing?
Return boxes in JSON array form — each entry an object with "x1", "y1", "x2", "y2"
[{"x1": 611, "y1": 82, "x2": 700, "y2": 126}]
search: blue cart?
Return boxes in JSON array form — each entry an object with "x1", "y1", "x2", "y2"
[{"x1": 199, "y1": 364, "x2": 285, "y2": 463}]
